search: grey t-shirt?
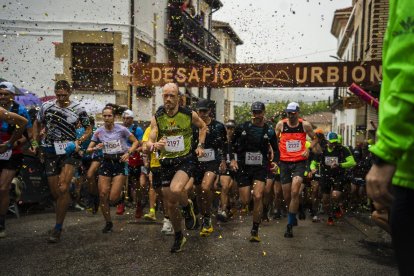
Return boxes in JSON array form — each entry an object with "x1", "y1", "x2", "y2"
[{"x1": 92, "y1": 124, "x2": 132, "y2": 155}]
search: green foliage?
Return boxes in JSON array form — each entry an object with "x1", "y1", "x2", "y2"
[{"x1": 234, "y1": 100, "x2": 330, "y2": 124}]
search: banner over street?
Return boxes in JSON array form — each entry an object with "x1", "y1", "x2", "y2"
[{"x1": 131, "y1": 61, "x2": 382, "y2": 88}]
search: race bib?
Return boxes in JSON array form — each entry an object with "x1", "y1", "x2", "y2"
[
  {"x1": 286, "y1": 140, "x2": 302, "y2": 152},
  {"x1": 0, "y1": 150, "x2": 12, "y2": 160},
  {"x1": 54, "y1": 141, "x2": 69, "y2": 155},
  {"x1": 165, "y1": 136, "x2": 185, "y2": 152},
  {"x1": 103, "y1": 140, "x2": 123, "y2": 154},
  {"x1": 245, "y1": 152, "x2": 263, "y2": 165},
  {"x1": 325, "y1": 157, "x2": 339, "y2": 166},
  {"x1": 198, "y1": 148, "x2": 215, "y2": 162}
]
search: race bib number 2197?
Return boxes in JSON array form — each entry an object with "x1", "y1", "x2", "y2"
[{"x1": 165, "y1": 136, "x2": 185, "y2": 152}]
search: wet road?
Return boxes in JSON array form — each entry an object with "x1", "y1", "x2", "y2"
[{"x1": 0, "y1": 208, "x2": 397, "y2": 275}]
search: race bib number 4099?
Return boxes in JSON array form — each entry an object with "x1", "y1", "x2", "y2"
[{"x1": 165, "y1": 136, "x2": 185, "y2": 152}]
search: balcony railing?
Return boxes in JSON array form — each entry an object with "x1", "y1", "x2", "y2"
[{"x1": 166, "y1": 6, "x2": 221, "y2": 61}]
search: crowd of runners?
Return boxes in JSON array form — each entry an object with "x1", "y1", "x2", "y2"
[{"x1": 0, "y1": 80, "x2": 379, "y2": 253}]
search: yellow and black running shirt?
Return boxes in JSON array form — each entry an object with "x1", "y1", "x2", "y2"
[{"x1": 155, "y1": 106, "x2": 193, "y2": 160}]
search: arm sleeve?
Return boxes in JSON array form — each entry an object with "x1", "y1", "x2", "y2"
[
  {"x1": 310, "y1": 160, "x2": 319, "y2": 171},
  {"x1": 340, "y1": 147, "x2": 356, "y2": 169}
]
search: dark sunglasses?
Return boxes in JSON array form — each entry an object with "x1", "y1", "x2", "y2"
[{"x1": 252, "y1": 110, "x2": 263, "y2": 115}]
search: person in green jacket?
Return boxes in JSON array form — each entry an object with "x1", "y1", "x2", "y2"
[
  {"x1": 366, "y1": 1, "x2": 414, "y2": 275},
  {"x1": 310, "y1": 132, "x2": 356, "y2": 225}
]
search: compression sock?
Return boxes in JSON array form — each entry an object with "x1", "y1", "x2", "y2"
[
  {"x1": 288, "y1": 213, "x2": 297, "y2": 225},
  {"x1": 54, "y1": 223, "x2": 63, "y2": 231},
  {"x1": 252, "y1": 222, "x2": 260, "y2": 232}
]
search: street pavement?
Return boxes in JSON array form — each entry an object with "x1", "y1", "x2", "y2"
[{"x1": 0, "y1": 208, "x2": 397, "y2": 276}]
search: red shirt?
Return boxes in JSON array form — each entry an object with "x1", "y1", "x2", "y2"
[{"x1": 279, "y1": 119, "x2": 307, "y2": 162}]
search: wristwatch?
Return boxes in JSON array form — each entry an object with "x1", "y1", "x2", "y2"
[
  {"x1": 197, "y1": 143, "x2": 205, "y2": 149},
  {"x1": 6, "y1": 142, "x2": 13, "y2": 149}
]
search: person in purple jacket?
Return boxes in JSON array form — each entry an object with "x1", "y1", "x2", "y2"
[{"x1": 87, "y1": 106, "x2": 139, "y2": 233}]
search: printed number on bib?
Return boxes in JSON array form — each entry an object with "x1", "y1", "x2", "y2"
[
  {"x1": 165, "y1": 136, "x2": 184, "y2": 152},
  {"x1": 325, "y1": 157, "x2": 339, "y2": 166},
  {"x1": 286, "y1": 140, "x2": 302, "y2": 152},
  {"x1": 103, "y1": 140, "x2": 122, "y2": 154},
  {"x1": 54, "y1": 141, "x2": 69, "y2": 155},
  {"x1": 245, "y1": 152, "x2": 263, "y2": 165},
  {"x1": 198, "y1": 148, "x2": 215, "y2": 162},
  {"x1": 0, "y1": 150, "x2": 12, "y2": 160}
]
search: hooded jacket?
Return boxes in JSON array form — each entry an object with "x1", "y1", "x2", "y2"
[{"x1": 369, "y1": 0, "x2": 414, "y2": 189}]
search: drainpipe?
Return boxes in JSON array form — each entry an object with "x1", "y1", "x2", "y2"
[
  {"x1": 128, "y1": 0, "x2": 135, "y2": 109},
  {"x1": 152, "y1": 13, "x2": 157, "y2": 114}
]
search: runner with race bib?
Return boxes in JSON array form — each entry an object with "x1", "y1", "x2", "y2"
[
  {"x1": 87, "y1": 106, "x2": 139, "y2": 234},
  {"x1": 32, "y1": 80, "x2": 91, "y2": 243},
  {"x1": 146, "y1": 83, "x2": 207, "y2": 253},
  {"x1": 275, "y1": 102, "x2": 317, "y2": 238},
  {"x1": 230, "y1": 101, "x2": 279, "y2": 242},
  {"x1": 192, "y1": 99, "x2": 227, "y2": 237},
  {"x1": 0, "y1": 85, "x2": 29, "y2": 238},
  {"x1": 309, "y1": 132, "x2": 356, "y2": 226}
]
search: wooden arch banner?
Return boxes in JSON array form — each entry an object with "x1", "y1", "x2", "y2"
[{"x1": 131, "y1": 61, "x2": 381, "y2": 88}]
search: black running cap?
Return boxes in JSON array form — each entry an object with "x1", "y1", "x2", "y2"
[
  {"x1": 251, "y1": 101, "x2": 265, "y2": 112},
  {"x1": 196, "y1": 99, "x2": 210, "y2": 110}
]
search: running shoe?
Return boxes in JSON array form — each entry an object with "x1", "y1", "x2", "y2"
[
  {"x1": 182, "y1": 199, "x2": 197, "y2": 230},
  {"x1": 102, "y1": 221, "x2": 113, "y2": 233},
  {"x1": 92, "y1": 201, "x2": 99, "y2": 214},
  {"x1": 47, "y1": 228, "x2": 62, "y2": 243},
  {"x1": 0, "y1": 226, "x2": 6, "y2": 238},
  {"x1": 216, "y1": 210, "x2": 228, "y2": 222},
  {"x1": 135, "y1": 203, "x2": 143, "y2": 219},
  {"x1": 298, "y1": 209, "x2": 306, "y2": 220},
  {"x1": 262, "y1": 209, "x2": 270, "y2": 222},
  {"x1": 312, "y1": 215, "x2": 320, "y2": 223},
  {"x1": 240, "y1": 205, "x2": 249, "y2": 215},
  {"x1": 170, "y1": 234, "x2": 187, "y2": 253},
  {"x1": 250, "y1": 229, "x2": 261, "y2": 242},
  {"x1": 161, "y1": 218, "x2": 174, "y2": 235},
  {"x1": 75, "y1": 203, "x2": 85, "y2": 211},
  {"x1": 273, "y1": 210, "x2": 282, "y2": 220},
  {"x1": 200, "y1": 217, "x2": 214, "y2": 237},
  {"x1": 116, "y1": 203, "x2": 125, "y2": 215},
  {"x1": 334, "y1": 208, "x2": 344, "y2": 219},
  {"x1": 284, "y1": 224, "x2": 293, "y2": 238},
  {"x1": 144, "y1": 211, "x2": 156, "y2": 221},
  {"x1": 327, "y1": 216, "x2": 334, "y2": 226}
]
